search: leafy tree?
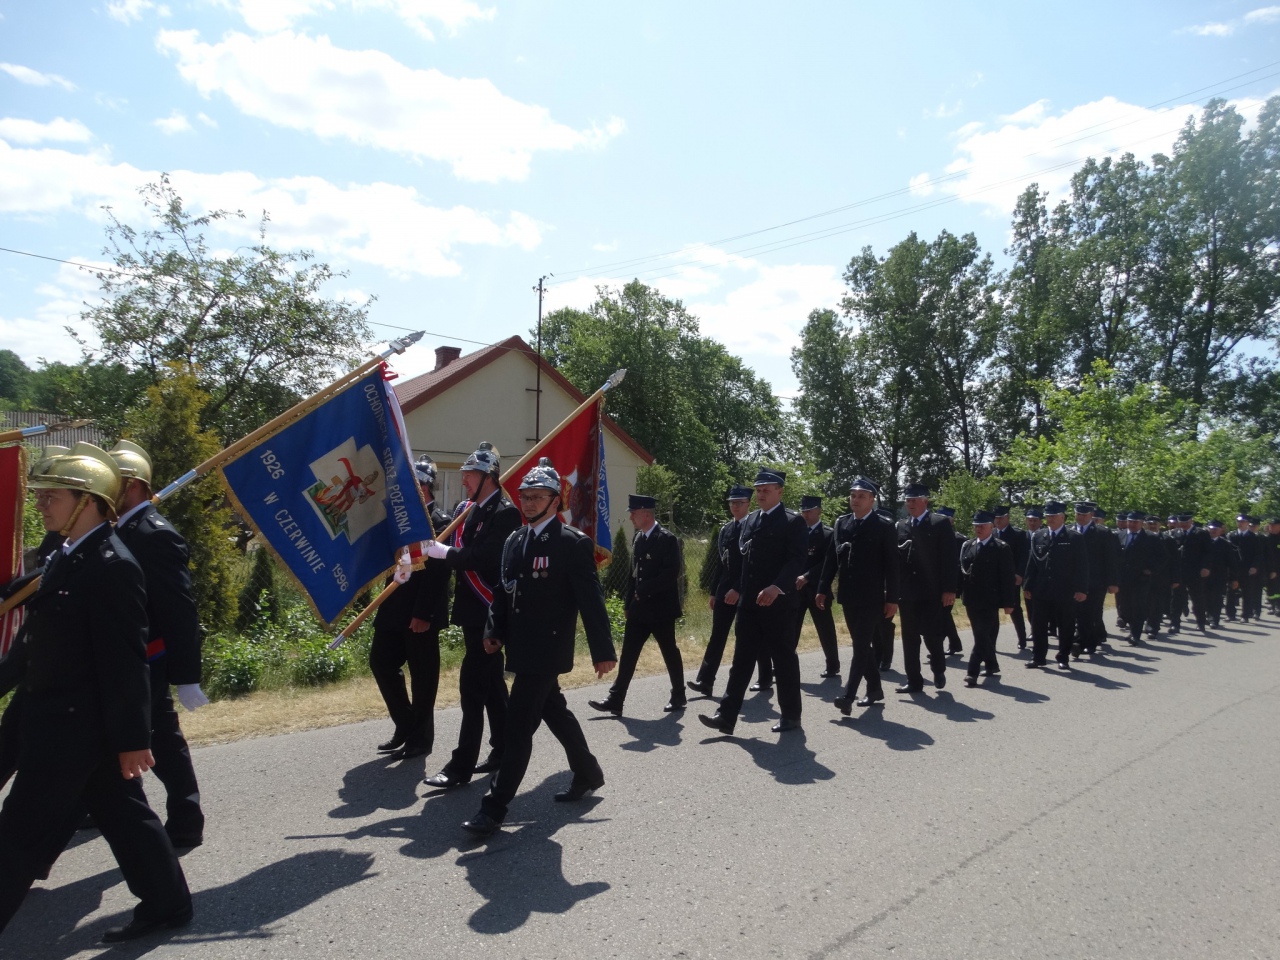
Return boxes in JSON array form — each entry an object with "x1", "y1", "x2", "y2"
[
  {"x1": 0, "y1": 350, "x2": 32, "y2": 406},
  {"x1": 935, "y1": 470, "x2": 1004, "y2": 538},
  {"x1": 635, "y1": 462, "x2": 683, "y2": 526},
  {"x1": 87, "y1": 175, "x2": 372, "y2": 442},
  {"x1": 26, "y1": 359, "x2": 151, "y2": 439},
  {"x1": 124, "y1": 364, "x2": 239, "y2": 631},
  {"x1": 539, "y1": 280, "x2": 782, "y2": 524}
]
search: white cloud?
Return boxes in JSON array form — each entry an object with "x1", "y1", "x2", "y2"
[
  {"x1": 217, "y1": 0, "x2": 495, "y2": 40},
  {"x1": 1244, "y1": 5, "x2": 1280, "y2": 22},
  {"x1": 591, "y1": 240, "x2": 618, "y2": 252},
  {"x1": 546, "y1": 247, "x2": 845, "y2": 359},
  {"x1": 1187, "y1": 22, "x2": 1234, "y2": 36},
  {"x1": 924, "y1": 100, "x2": 963, "y2": 120},
  {"x1": 196, "y1": 111, "x2": 217, "y2": 127},
  {"x1": 0, "y1": 140, "x2": 543, "y2": 277},
  {"x1": 0, "y1": 63, "x2": 76, "y2": 90},
  {"x1": 908, "y1": 172, "x2": 934, "y2": 197},
  {"x1": 106, "y1": 0, "x2": 166, "y2": 23},
  {"x1": 1, "y1": 261, "x2": 107, "y2": 367},
  {"x1": 910, "y1": 94, "x2": 1272, "y2": 217},
  {"x1": 155, "y1": 29, "x2": 622, "y2": 182},
  {"x1": 0, "y1": 117, "x2": 92, "y2": 145},
  {"x1": 152, "y1": 109, "x2": 192, "y2": 134}
]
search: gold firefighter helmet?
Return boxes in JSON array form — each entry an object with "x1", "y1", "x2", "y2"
[
  {"x1": 29, "y1": 441, "x2": 123, "y2": 511},
  {"x1": 27, "y1": 444, "x2": 70, "y2": 480},
  {"x1": 109, "y1": 439, "x2": 153, "y2": 485}
]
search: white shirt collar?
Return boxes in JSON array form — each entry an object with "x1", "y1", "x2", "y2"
[
  {"x1": 761, "y1": 503, "x2": 782, "y2": 516},
  {"x1": 528, "y1": 516, "x2": 556, "y2": 539},
  {"x1": 63, "y1": 522, "x2": 109, "y2": 555},
  {"x1": 116, "y1": 500, "x2": 149, "y2": 527}
]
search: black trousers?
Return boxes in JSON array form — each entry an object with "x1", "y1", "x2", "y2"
[
  {"x1": 1008, "y1": 591, "x2": 1028, "y2": 645},
  {"x1": 840, "y1": 604, "x2": 884, "y2": 701},
  {"x1": 370, "y1": 623, "x2": 442, "y2": 751},
  {"x1": 695, "y1": 600, "x2": 772, "y2": 689},
  {"x1": 875, "y1": 616, "x2": 896, "y2": 669},
  {"x1": 1147, "y1": 583, "x2": 1169, "y2": 632},
  {"x1": 899, "y1": 598, "x2": 946, "y2": 686},
  {"x1": 1119, "y1": 581, "x2": 1151, "y2": 640},
  {"x1": 479, "y1": 673, "x2": 602, "y2": 822},
  {"x1": 611, "y1": 612, "x2": 685, "y2": 701},
  {"x1": 1075, "y1": 592, "x2": 1106, "y2": 653},
  {"x1": 943, "y1": 605, "x2": 963, "y2": 653},
  {"x1": 444, "y1": 619, "x2": 508, "y2": 780},
  {"x1": 967, "y1": 607, "x2": 1001, "y2": 677},
  {"x1": 794, "y1": 592, "x2": 840, "y2": 671},
  {"x1": 1230, "y1": 572, "x2": 1263, "y2": 620},
  {"x1": 1189, "y1": 577, "x2": 1209, "y2": 629},
  {"x1": 148, "y1": 660, "x2": 203, "y2": 838},
  {"x1": 1206, "y1": 577, "x2": 1228, "y2": 625},
  {"x1": 0, "y1": 721, "x2": 190, "y2": 932},
  {"x1": 1169, "y1": 583, "x2": 1189, "y2": 630},
  {"x1": 718, "y1": 604, "x2": 801, "y2": 728},
  {"x1": 1030, "y1": 594, "x2": 1077, "y2": 664}
]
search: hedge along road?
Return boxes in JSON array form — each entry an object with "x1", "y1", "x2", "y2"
[{"x1": 3, "y1": 609, "x2": 1278, "y2": 959}]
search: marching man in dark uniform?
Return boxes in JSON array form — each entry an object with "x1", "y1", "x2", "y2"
[
  {"x1": 108, "y1": 440, "x2": 208, "y2": 849},
  {"x1": 688, "y1": 486, "x2": 756, "y2": 697},
  {"x1": 1264, "y1": 518, "x2": 1280, "y2": 616},
  {"x1": 815, "y1": 476, "x2": 898, "y2": 716},
  {"x1": 992, "y1": 505, "x2": 1030, "y2": 649},
  {"x1": 1022, "y1": 501, "x2": 1089, "y2": 669},
  {"x1": 0, "y1": 443, "x2": 191, "y2": 941},
  {"x1": 369, "y1": 456, "x2": 451, "y2": 760},
  {"x1": 935, "y1": 506, "x2": 966, "y2": 656},
  {"x1": 894, "y1": 483, "x2": 958, "y2": 692},
  {"x1": 1227, "y1": 514, "x2": 1262, "y2": 623},
  {"x1": 698, "y1": 468, "x2": 807, "y2": 736},
  {"x1": 423, "y1": 442, "x2": 521, "y2": 790},
  {"x1": 958, "y1": 511, "x2": 1017, "y2": 686},
  {"x1": 589, "y1": 494, "x2": 685, "y2": 716},
  {"x1": 1074, "y1": 501, "x2": 1117, "y2": 657},
  {"x1": 1204, "y1": 520, "x2": 1239, "y2": 629},
  {"x1": 794, "y1": 495, "x2": 841, "y2": 679},
  {"x1": 460, "y1": 460, "x2": 616, "y2": 836},
  {"x1": 1116, "y1": 511, "x2": 1164, "y2": 644}
]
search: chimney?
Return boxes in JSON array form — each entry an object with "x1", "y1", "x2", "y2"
[{"x1": 434, "y1": 346, "x2": 462, "y2": 371}]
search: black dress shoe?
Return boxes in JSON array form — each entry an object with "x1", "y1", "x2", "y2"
[
  {"x1": 388, "y1": 744, "x2": 429, "y2": 761},
  {"x1": 1017, "y1": 640, "x2": 1027, "y2": 650},
  {"x1": 833, "y1": 696, "x2": 853, "y2": 717},
  {"x1": 879, "y1": 661, "x2": 893, "y2": 671},
  {"x1": 771, "y1": 718, "x2": 801, "y2": 733},
  {"x1": 587, "y1": 697, "x2": 623, "y2": 716},
  {"x1": 933, "y1": 671, "x2": 946, "y2": 689},
  {"x1": 423, "y1": 771, "x2": 470, "y2": 790},
  {"x1": 983, "y1": 669, "x2": 1001, "y2": 678},
  {"x1": 686, "y1": 678, "x2": 713, "y2": 695},
  {"x1": 461, "y1": 812, "x2": 502, "y2": 836},
  {"x1": 1056, "y1": 660, "x2": 1070, "y2": 670},
  {"x1": 1024, "y1": 660, "x2": 1046, "y2": 668},
  {"x1": 101, "y1": 906, "x2": 193, "y2": 942},
  {"x1": 856, "y1": 694, "x2": 884, "y2": 707},
  {"x1": 166, "y1": 831, "x2": 203, "y2": 850},
  {"x1": 895, "y1": 682, "x2": 923, "y2": 693},
  {"x1": 819, "y1": 667, "x2": 841, "y2": 678},
  {"x1": 948, "y1": 649, "x2": 963, "y2": 657},
  {"x1": 472, "y1": 754, "x2": 501, "y2": 774},
  {"x1": 663, "y1": 698, "x2": 687, "y2": 712},
  {"x1": 377, "y1": 736, "x2": 406, "y2": 752},
  {"x1": 749, "y1": 679, "x2": 773, "y2": 691},
  {"x1": 698, "y1": 712, "x2": 734, "y2": 735},
  {"x1": 963, "y1": 676, "x2": 978, "y2": 687},
  {"x1": 554, "y1": 778, "x2": 604, "y2": 801}
]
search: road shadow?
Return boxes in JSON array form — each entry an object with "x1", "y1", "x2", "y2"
[
  {"x1": 970, "y1": 678, "x2": 1050, "y2": 705},
  {"x1": 1137, "y1": 640, "x2": 1204, "y2": 657},
  {"x1": 1079, "y1": 650, "x2": 1159, "y2": 676},
  {"x1": 728, "y1": 727, "x2": 836, "y2": 785},
  {"x1": 799, "y1": 676, "x2": 843, "y2": 699},
  {"x1": 1041, "y1": 665, "x2": 1132, "y2": 690},
  {"x1": 609, "y1": 713, "x2": 684, "y2": 753},
  {"x1": 1151, "y1": 634, "x2": 1213, "y2": 649},
  {"x1": 329, "y1": 756, "x2": 432, "y2": 820},
  {"x1": 835, "y1": 710, "x2": 934, "y2": 751},
  {"x1": 3, "y1": 850, "x2": 377, "y2": 959},
  {"x1": 339, "y1": 776, "x2": 609, "y2": 934},
  {"x1": 894, "y1": 689, "x2": 995, "y2": 723}
]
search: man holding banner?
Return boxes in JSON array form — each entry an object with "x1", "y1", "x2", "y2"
[{"x1": 423, "y1": 443, "x2": 520, "y2": 790}]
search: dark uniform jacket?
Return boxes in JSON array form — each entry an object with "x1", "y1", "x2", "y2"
[
  {"x1": 0, "y1": 524, "x2": 151, "y2": 755},
  {"x1": 1228, "y1": 530, "x2": 1260, "y2": 573},
  {"x1": 959, "y1": 536, "x2": 1017, "y2": 611},
  {"x1": 735, "y1": 505, "x2": 807, "y2": 610},
  {"x1": 709, "y1": 518, "x2": 743, "y2": 601},
  {"x1": 818, "y1": 511, "x2": 899, "y2": 608},
  {"x1": 624, "y1": 524, "x2": 682, "y2": 621},
  {"x1": 896, "y1": 511, "x2": 959, "y2": 603},
  {"x1": 1205, "y1": 536, "x2": 1239, "y2": 582},
  {"x1": 1181, "y1": 526, "x2": 1212, "y2": 581},
  {"x1": 798, "y1": 522, "x2": 832, "y2": 600},
  {"x1": 445, "y1": 491, "x2": 522, "y2": 630},
  {"x1": 1265, "y1": 532, "x2": 1280, "y2": 581},
  {"x1": 374, "y1": 503, "x2": 452, "y2": 630},
  {"x1": 1118, "y1": 529, "x2": 1165, "y2": 587},
  {"x1": 114, "y1": 503, "x2": 202, "y2": 686},
  {"x1": 995, "y1": 525, "x2": 1030, "y2": 581},
  {"x1": 486, "y1": 519, "x2": 616, "y2": 676},
  {"x1": 1078, "y1": 523, "x2": 1119, "y2": 592},
  {"x1": 1024, "y1": 526, "x2": 1090, "y2": 600}
]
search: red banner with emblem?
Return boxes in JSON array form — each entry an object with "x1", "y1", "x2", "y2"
[
  {"x1": 501, "y1": 398, "x2": 613, "y2": 566},
  {"x1": 1, "y1": 445, "x2": 26, "y2": 655}
]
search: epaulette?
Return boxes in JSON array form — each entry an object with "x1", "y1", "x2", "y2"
[{"x1": 562, "y1": 524, "x2": 588, "y2": 541}]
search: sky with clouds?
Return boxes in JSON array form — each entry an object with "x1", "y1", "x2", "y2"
[{"x1": 1, "y1": 1, "x2": 1278, "y2": 402}]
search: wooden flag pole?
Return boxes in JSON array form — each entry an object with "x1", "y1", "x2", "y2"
[
  {"x1": 0, "y1": 419, "x2": 93, "y2": 447},
  {"x1": 331, "y1": 367, "x2": 627, "y2": 644},
  {"x1": 0, "y1": 334, "x2": 425, "y2": 622}
]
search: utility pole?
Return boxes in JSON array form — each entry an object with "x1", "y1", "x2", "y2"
[{"x1": 532, "y1": 274, "x2": 550, "y2": 441}]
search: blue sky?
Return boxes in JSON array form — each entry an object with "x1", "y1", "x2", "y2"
[{"x1": 2, "y1": 1, "x2": 1277, "y2": 403}]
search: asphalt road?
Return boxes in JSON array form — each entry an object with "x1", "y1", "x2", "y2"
[{"x1": 4, "y1": 609, "x2": 1278, "y2": 959}]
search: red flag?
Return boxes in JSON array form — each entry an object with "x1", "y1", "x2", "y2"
[
  {"x1": 1, "y1": 445, "x2": 26, "y2": 655},
  {"x1": 502, "y1": 398, "x2": 613, "y2": 565}
]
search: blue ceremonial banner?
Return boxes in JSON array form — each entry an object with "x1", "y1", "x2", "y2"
[
  {"x1": 595, "y1": 417, "x2": 612, "y2": 561},
  {"x1": 218, "y1": 367, "x2": 436, "y2": 624}
]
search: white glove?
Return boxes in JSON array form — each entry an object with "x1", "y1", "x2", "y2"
[
  {"x1": 176, "y1": 684, "x2": 210, "y2": 711},
  {"x1": 425, "y1": 540, "x2": 450, "y2": 560},
  {"x1": 393, "y1": 556, "x2": 412, "y2": 584}
]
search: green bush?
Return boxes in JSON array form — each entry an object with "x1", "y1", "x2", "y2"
[
  {"x1": 203, "y1": 635, "x2": 267, "y2": 698},
  {"x1": 289, "y1": 636, "x2": 351, "y2": 686}
]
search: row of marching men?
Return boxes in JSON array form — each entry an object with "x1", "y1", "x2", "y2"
[{"x1": 0, "y1": 441, "x2": 206, "y2": 941}]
